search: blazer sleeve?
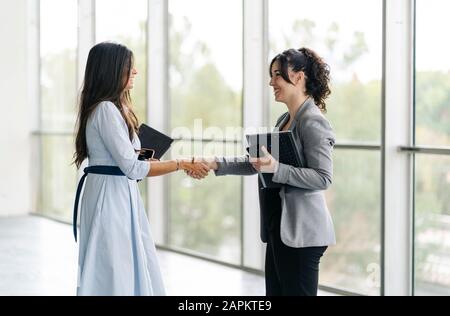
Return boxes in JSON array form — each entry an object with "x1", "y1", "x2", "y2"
[
  {"x1": 272, "y1": 115, "x2": 335, "y2": 190},
  {"x1": 94, "y1": 101, "x2": 150, "y2": 180},
  {"x1": 214, "y1": 155, "x2": 258, "y2": 176},
  {"x1": 214, "y1": 112, "x2": 288, "y2": 177}
]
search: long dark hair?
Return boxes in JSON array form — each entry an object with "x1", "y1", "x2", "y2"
[
  {"x1": 270, "y1": 47, "x2": 331, "y2": 112},
  {"x1": 73, "y1": 42, "x2": 139, "y2": 168}
]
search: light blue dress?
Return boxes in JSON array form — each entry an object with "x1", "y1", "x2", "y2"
[{"x1": 76, "y1": 101, "x2": 166, "y2": 296}]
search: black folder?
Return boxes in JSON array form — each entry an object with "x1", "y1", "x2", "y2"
[
  {"x1": 137, "y1": 123, "x2": 174, "y2": 160},
  {"x1": 246, "y1": 131, "x2": 302, "y2": 188}
]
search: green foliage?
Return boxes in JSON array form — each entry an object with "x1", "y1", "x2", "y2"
[
  {"x1": 169, "y1": 166, "x2": 241, "y2": 263},
  {"x1": 321, "y1": 150, "x2": 381, "y2": 294},
  {"x1": 325, "y1": 22, "x2": 339, "y2": 52},
  {"x1": 171, "y1": 63, "x2": 241, "y2": 129},
  {"x1": 40, "y1": 135, "x2": 78, "y2": 222},
  {"x1": 327, "y1": 79, "x2": 381, "y2": 142},
  {"x1": 343, "y1": 32, "x2": 369, "y2": 67},
  {"x1": 169, "y1": 15, "x2": 241, "y2": 130},
  {"x1": 41, "y1": 49, "x2": 77, "y2": 131},
  {"x1": 416, "y1": 71, "x2": 450, "y2": 142},
  {"x1": 167, "y1": 13, "x2": 242, "y2": 262}
]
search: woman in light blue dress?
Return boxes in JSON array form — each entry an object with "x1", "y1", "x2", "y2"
[{"x1": 73, "y1": 42, "x2": 210, "y2": 296}]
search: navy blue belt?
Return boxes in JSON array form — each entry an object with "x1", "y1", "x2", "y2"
[{"x1": 73, "y1": 166, "x2": 125, "y2": 242}]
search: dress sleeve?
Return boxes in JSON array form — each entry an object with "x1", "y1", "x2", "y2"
[{"x1": 94, "y1": 101, "x2": 150, "y2": 180}]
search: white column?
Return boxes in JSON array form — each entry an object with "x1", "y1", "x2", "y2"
[
  {"x1": 77, "y1": 0, "x2": 95, "y2": 88},
  {"x1": 147, "y1": 0, "x2": 168, "y2": 244},
  {"x1": 27, "y1": 0, "x2": 40, "y2": 214},
  {"x1": 0, "y1": 0, "x2": 33, "y2": 216},
  {"x1": 242, "y1": 0, "x2": 268, "y2": 270},
  {"x1": 383, "y1": 0, "x2": 414, "y2": 296}
]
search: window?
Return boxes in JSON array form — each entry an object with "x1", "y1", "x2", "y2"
[
  {"x1": 168, "y1": 141, "x2": 243, "y2": 263},
  {"x1": 34, "y1": 0, "x2": 448, "y2": 296},
  {"x1": 168, "y1": 0, "x2": 243, "y2": 264},
  {"x1": 414, "y1": 0, "x2": 450, "y2": 296},
  {"x1": 414, "y1": 155, "x2": 450, "y2": 295},
  {"x1": 39, "y1": 0, "x2": 78, "y2": 221},
  {"x1": 269, "y1": 0, "x2": 383, "y2": 295},
  {"x1": 322, "y1": 150, "x2": 381, "y2": 294},
  {"x1": 415, "y1": 0, "x2": 450, "y2": 148}
]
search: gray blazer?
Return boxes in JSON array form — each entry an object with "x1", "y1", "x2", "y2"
[{"x1": 215, "y1": 98, "x2": 336, "y2": 248}]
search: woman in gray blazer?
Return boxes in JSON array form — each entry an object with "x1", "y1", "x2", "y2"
[{"x1": 199, "y1": 48, "x2": 336, "y2": 296}]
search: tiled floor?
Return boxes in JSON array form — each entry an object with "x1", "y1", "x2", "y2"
[{"x1": 0, "y1": 215, "x2": 332, "y2": 296}]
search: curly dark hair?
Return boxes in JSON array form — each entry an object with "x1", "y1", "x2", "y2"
[{"x1": 269, "y1": 47, "x2": 331, "y2": 112}]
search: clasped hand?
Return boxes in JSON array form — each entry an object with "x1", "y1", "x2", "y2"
[
  {"x1": 249, "y1": 146, "x2": 279, "y2": 173},
  {"x1": 178, "y1": 158, "x2": 211, "y2": 180},
  {"x1": 180, "y1": 146, "x2": 279, "y2": 181},
  {"x1": 182, "y1": 158, "x2": 218, "y2": 180}
]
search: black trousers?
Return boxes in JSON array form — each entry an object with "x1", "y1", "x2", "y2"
[{"x1": 265, "y1": 218, "x2": 327, "y2": 296}]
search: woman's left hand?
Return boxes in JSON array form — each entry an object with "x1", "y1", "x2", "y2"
[{"x1": 250, "y1": 146, "x2": 279, "y2": 173}]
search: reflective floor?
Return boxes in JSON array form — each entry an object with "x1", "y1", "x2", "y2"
[
  {"x1": 0, "y1": 215, "x2": 267, "y2": 296},
  {"x1": 0, "y1": 215, "x2": 336, "y2": 296}
]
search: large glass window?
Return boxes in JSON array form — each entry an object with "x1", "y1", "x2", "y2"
[
  {"x1": 415, "y1": 0, "x2": 450, "y2": 147},
  {"x1": 269, "y1": 0, "x2": 383, "y2": 295},
  {"x1": 414, "y1": 155, "x2": 450, "y2": 295},
  {"x1": 39, "y1": 0, "x2": 78, "y2": 221},
  {"x1": 168, "y1": 141, "x2": 243, "y2": 263},
  {"x1": 269, "y1": 0, "x2": 382, "y2": 144},
  {"x1": 40, "y1": 0, "x2": 77, "y2": 131},
  {"x1": 415, "y1": 0, "x2": 450, "y2": 296},
  {"x1": 96, "y1": 0, "x2": 148, "y2": 205},
  {"x1": 168, "y1": 0, "x2": 243, "y2": 264},
  {"x1": 322, "y1": 149, "x2": 381, "y2": 295}
]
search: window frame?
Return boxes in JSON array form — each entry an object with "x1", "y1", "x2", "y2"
[{"x1": 32, "y1": 0, "x2": 450, "y2": 296}]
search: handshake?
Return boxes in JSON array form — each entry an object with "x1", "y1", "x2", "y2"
[
  {"x1": 175, "y1": 146, "x2": 278, "y2": 180},
  {"x1": 176, "y1": 157, "x2": 218, "y2": 180}
]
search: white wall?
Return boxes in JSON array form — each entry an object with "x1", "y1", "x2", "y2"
[{"x1": 0, "y1": 0, "x2": 35, "y2": 216}]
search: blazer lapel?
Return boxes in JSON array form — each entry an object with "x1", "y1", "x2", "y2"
[{"x1": 274, "y1": 112, "x2": 290, "y2": 131}]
